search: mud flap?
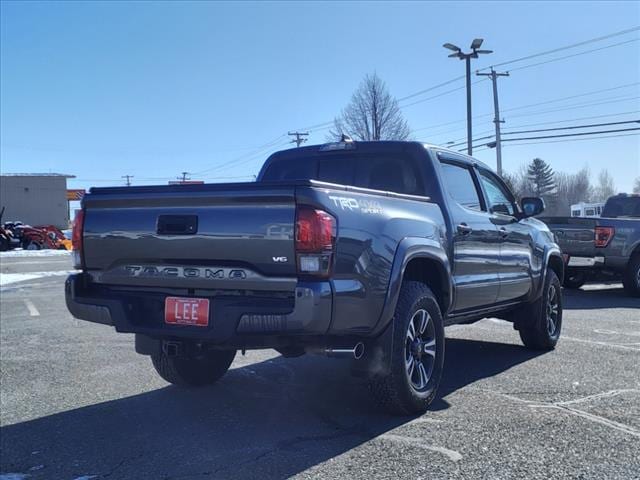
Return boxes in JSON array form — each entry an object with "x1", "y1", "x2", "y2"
[
  {"x1": 135, "y1": 334, "x2": 162, "y2": 355},
  {"x1": 350, "y1": 319, "x2": 394, "y2": 378}
]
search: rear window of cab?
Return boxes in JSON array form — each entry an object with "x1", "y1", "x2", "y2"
[{"x1": 261, "y1": 154, "x2": 426, "y2": 196}]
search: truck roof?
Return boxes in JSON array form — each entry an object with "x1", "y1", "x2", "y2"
[{"x1": 270, "y1": 140, "x2": 492, "y2": 171}]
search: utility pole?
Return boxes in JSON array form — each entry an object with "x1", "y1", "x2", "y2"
[
  {"x1": 477, "y1": 68, "x2": 509, "y2": 176},
  {"x1": 288, "y1": 131, "x2": 309, "y2": 147},
  {"x1": 178, "y1": 172, "x2": 191, "y2": 182},
  {"x1": 443, "y1": 39, "x2": 493, "y2": 156},
  {"x1": 122, "y1": 175, "x2": 133, "y2": 186}
]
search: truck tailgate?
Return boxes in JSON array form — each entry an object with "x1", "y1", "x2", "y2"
[
  {"x1": 540, "y1": 217, "x2": 596, "y2": 256},
  {"x1": 82, "y1": 183, "x2": 297, "y2": 290}
]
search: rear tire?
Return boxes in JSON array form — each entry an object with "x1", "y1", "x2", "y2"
[
  {"x1": 0, "y1": 236, "x2": 9, "y2": 252},
  {"x1": 369, "y1": 281, "x2": 445, "y2": 415},
  {"x1": 563, "y1": 270, "x2": 586, "y2": 289},
  {"x1": 622, "y1": 255, "x2": 640, "y2": 297},
  {"x1": 151, "y1": 349, "x2": 236, "y2": 386},
  {"x1": 518, "y1": 269, "x2": 563, "y2": 350}
]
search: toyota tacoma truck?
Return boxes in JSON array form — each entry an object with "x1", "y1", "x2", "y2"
[
  {"x1": 66, "y1": 140, "x2": 564, "y2": 414},
  {"x1": 541, "y1": 193, "x2": 640, "y2": 296}
]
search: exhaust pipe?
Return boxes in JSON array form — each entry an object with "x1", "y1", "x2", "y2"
[{"x1": 323, "y1": 342, "x2": 365, "y2": 360}]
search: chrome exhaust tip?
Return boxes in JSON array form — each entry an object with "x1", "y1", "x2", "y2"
[{"x1": 323, "y1": 342, "x2": 365, "y2": 360}]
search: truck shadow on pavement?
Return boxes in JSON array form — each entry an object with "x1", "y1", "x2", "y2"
[
  {"x1": 563, "y1": 285, "x2": 640, "y2": 310},
  {"x1": 1, "y1": 338, "x2": 544, "y2": 479}
]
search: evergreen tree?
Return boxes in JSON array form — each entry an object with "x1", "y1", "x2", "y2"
[{"x1": 527, "y1": 158, "x2": 555, "y2": 197}]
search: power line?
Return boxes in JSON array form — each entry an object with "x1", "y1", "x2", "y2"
[
  {"x1": 413, "y1": 85, "x2": 640, "y2": 136},
  {"x1": 472, "y1": 131, "x2": 640, "y2": 151},
  {"x1": 502, "y1": 119, "x2": 640, "y2": 135},
  {"x1": 501, "y1": 83, "x2": 639, "y2": 115},
  {"x1": 502, "y1": 126, "x2": 640, "y2": 141},
  {"x1": 405, "y1": 41, "x2": 637, "y2": 117},
  {"x1": 400, "y1": 80, "x2": 488, "y2": 109},
  {"x1": 414, "y1": 97, "x2": 640, "y2": 142},
  {"x1": 508, "y1": 38, "x2": 640, "y2": 73},
  {"x1": 397, "y1": 76, "x2": 466, "y2": 102},
  {"x1": 203, "y1": 140, "x2": 292, "y2": 174},
  {"x1": 446, "y1": 118, "x2": 640, "y2": 149},
  {"x1": 503, "y1": 110, "x2": 640, "y2": 130},
  {"x1": 501, "y1": 132, "x2": 640, "y2": 147},
  {"x1": 423, "y1": 102, "x2": 639, "y2": 143},
  {"x1": 506, "y1": 95, "x2": 640, "y2": 120},
  {"x1": 478, "y1": 25, "x2": 640, "y2": 71},
  {"x1": 191, "y1": 134, "x2": 287, "y2": 175}
]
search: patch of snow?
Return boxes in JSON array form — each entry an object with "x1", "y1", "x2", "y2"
[
  {"x1": 0, "y1": 474, "x2": 30, "y2": 480},
  {"x1": 0, "y1": 249, "x2": 71, "y2": 258},
  {"x1": 0, "y1": 270, "x2": 75, "y2": 286},
  {"x1": 73, "y1": 476, "x2": 97, "y2": 480}
]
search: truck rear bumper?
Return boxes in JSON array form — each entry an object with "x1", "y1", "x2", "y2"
[
  {"x1": 65, "y1": 273, "x2": 333, "y2": 343},
  {"x1": 566, "y1": 255, "x2": 605, "y2": 268},
  {"x1": 565, "y1": 255, "x2": 628, "y2": 272}
]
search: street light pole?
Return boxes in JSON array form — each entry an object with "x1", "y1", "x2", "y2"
[
  {"x1": 465, "y1": 56, "x2": 472, "y2": 156},
  {"x1": 443, "y1": 39, "x2": 493, "y2": 156}
]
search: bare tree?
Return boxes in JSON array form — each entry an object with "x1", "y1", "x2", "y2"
[
  {"x1": 330, "y1": 73, "x2": 411, "y2": 141},
  {"x1": 592, "y1": 169, "x2": 616, "y2": 202},
  {"x1": 554, "y1": 167, "x2": 592, "y2": 215},
  {"x1": 634, "y1": 177, "x2": 640, "y2": 194},
  {"x1": 503, "y1": 165, "x2": 534, "y2": 200}
]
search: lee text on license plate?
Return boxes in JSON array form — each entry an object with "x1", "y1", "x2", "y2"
[{"x1": 165, "y1": 297, "x2": 210, "y2": 327}]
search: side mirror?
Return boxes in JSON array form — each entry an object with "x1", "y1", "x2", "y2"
[{"x1": 520, "y1": 197, "x2": 545, "y2": 217}]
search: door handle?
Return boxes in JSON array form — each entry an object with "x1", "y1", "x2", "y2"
[
  {"x1": 457, "y1": 223, "x2": 473, "y2": 236},
  {"x1": 499, "y1": 227, "x2": 509, "y2": 239}
]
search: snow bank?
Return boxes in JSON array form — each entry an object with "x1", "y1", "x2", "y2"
[
  {"x1": 0, "y1": 249, "x2": 71, "y2": 258},
  {"x1": 0, "y1": 270, "x2": 75, "y2": 286}
]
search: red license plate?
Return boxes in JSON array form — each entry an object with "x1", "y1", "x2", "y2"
[{"x1": 164, "y1": 297, "x2": 210, "y2": 327}]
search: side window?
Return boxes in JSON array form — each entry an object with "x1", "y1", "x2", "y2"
[
  {"x1": 439, "y1": 162, "x2": 483, "y2": 211},
  {"x1": 478, "y1": 170, "x2": 516, "y2": 216}
]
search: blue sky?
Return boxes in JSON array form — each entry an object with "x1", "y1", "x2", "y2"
[{"x1": 1, "y1": 1, "x2": 639, "y2": 194}]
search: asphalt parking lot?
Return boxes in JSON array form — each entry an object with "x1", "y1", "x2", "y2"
[{"x1": 1, "y1": 252, "x2": 639, "y2": 480}]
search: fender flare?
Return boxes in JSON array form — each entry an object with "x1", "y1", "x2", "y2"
[
  {"x1": 539, "y1": 246, "x2": 564, "y2": 297},
  {"x1": 372, "y1": 236, "x2": 452, "y2": 336}
]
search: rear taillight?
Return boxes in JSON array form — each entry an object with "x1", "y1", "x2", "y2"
[
  {"x1": 594, "y1": 226, "x2": 614, "y2": 248},
  {"x1": 295, "y1": 206, "x2": 336, "y2": 277},
  {"x1": 72, "y1": 210, "x2": 85, "y2": 268}
]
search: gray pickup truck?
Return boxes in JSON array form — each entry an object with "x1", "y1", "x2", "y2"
[
  {"x1": 66, "y1": 140, "x2": 564, "y2": 414},
  {"x1": 541, "y1": 194, "x2": 640, "y2": 296}
]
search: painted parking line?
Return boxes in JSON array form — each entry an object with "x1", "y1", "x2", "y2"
[
  {"x1": 561, "y1": 335, "x2": 640, "y2": 352},
  {"x1": 23, "y1": 299, "x2": 40, "y2": 317},
  {"x1": 490, "y1": 390, "x2": 640, "y2": 439}
]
